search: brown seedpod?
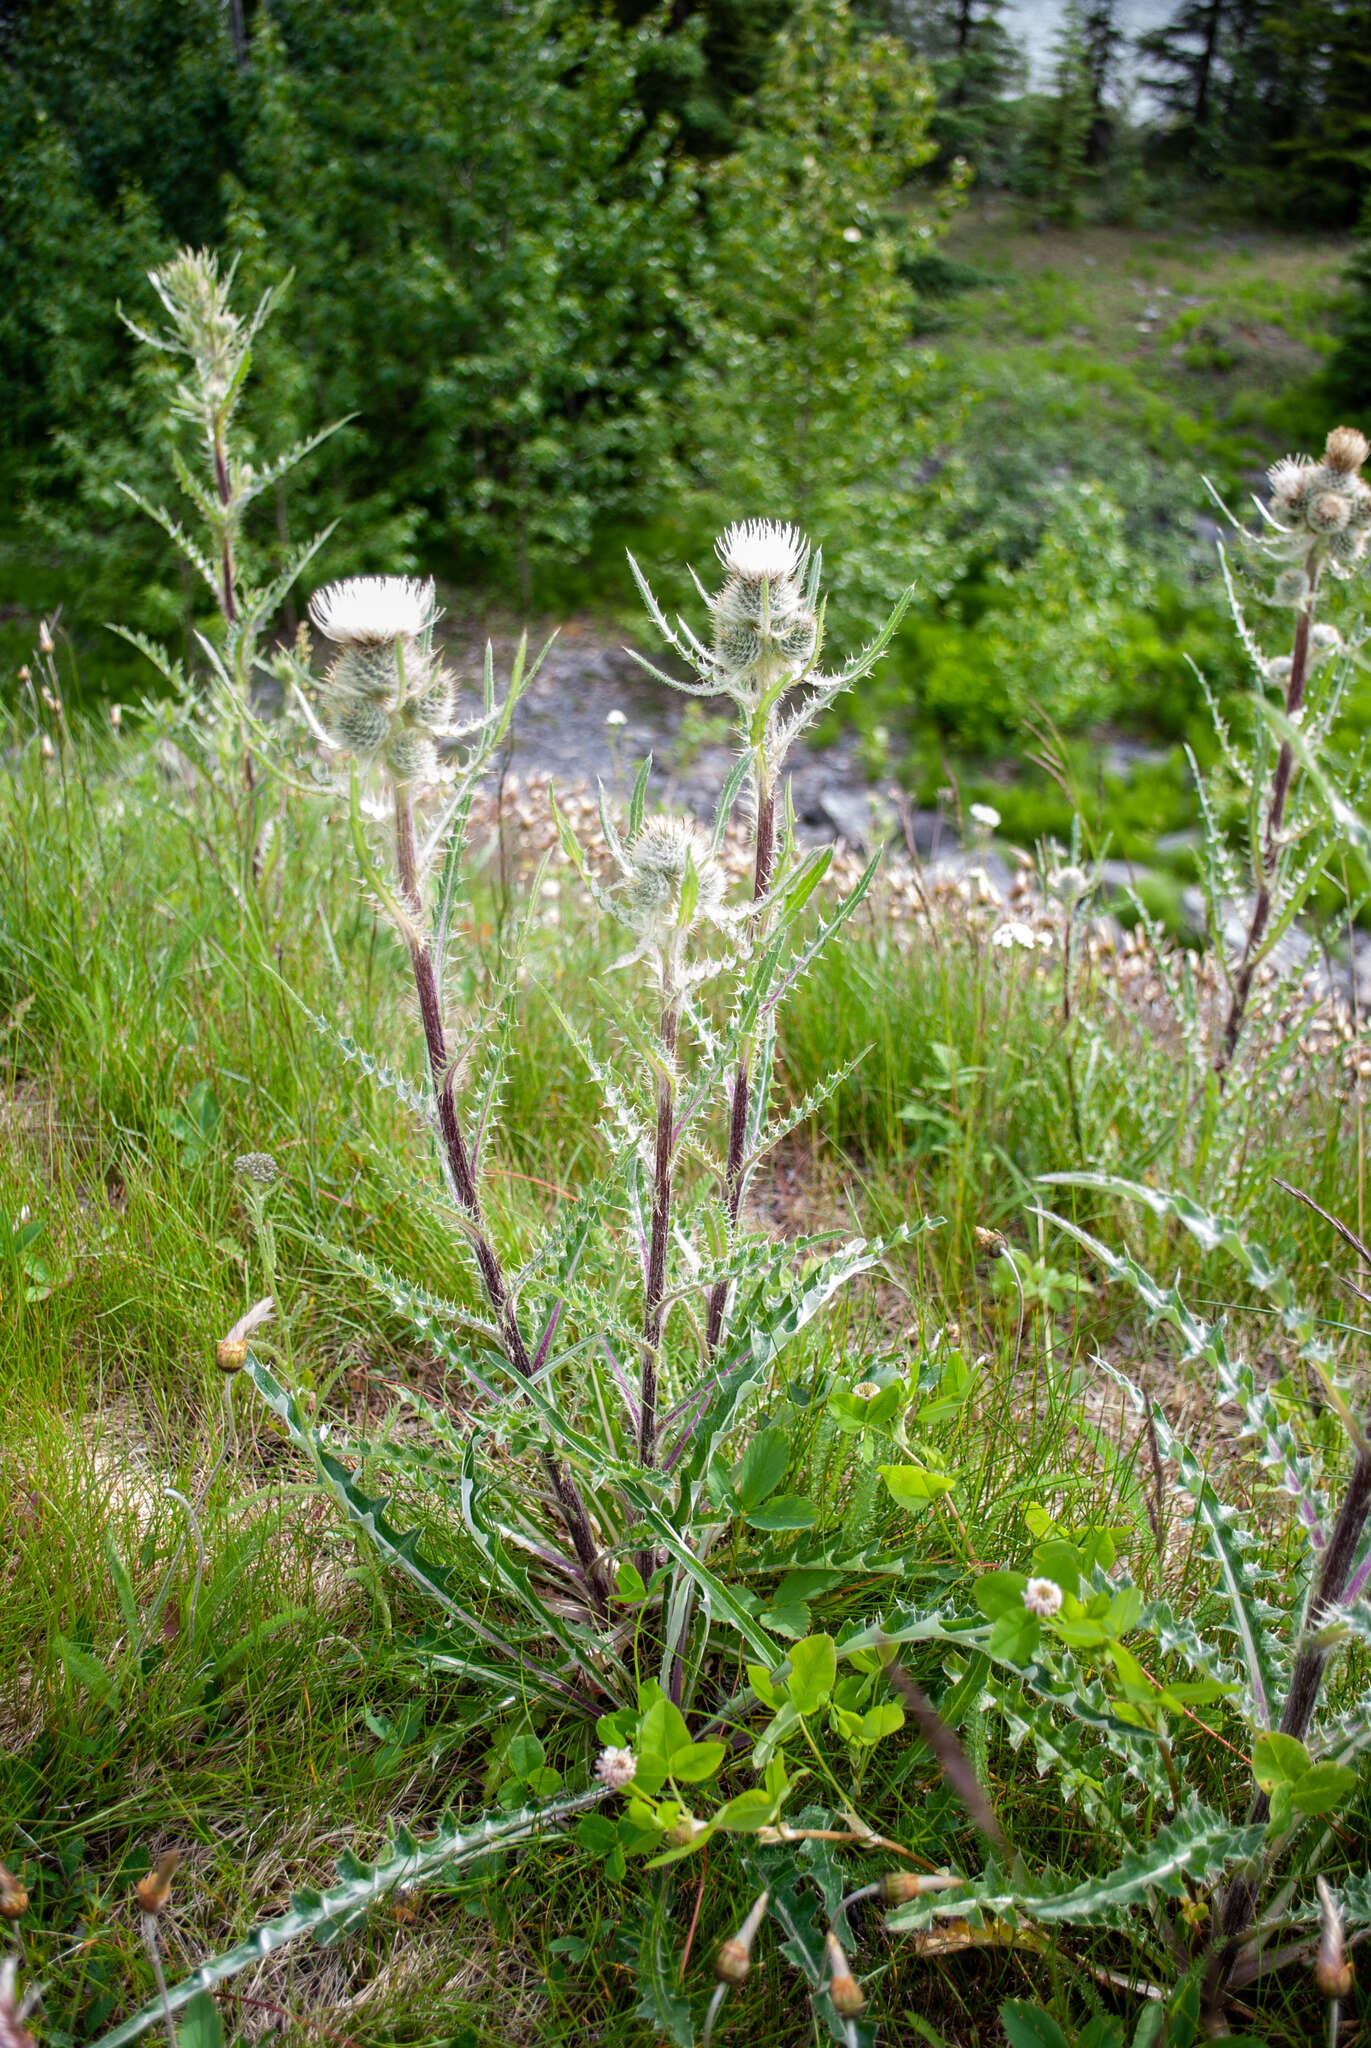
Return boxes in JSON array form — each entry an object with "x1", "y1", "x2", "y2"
[
  {"x1": 135, "y1": 1850, "x2": 181, "y2": 1916},
  {"x1": 0, "y1": 1863, "x2": 27, "y2": 1921},
  {"x1": 824, "y1": 1930, "x2": 865, "y2": 2016}
]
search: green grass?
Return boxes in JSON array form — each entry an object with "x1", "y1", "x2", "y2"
[{"x1": 1, "y1": 712, "x2": 1368, "y2": 2047}]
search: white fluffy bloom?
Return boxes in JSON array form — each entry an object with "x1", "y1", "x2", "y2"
[
  {"x1": 715, "y1": 520, "x2": 808, "y2": 585},
  {"x1": 969, "y1": 802, "x2": 1001, "y2": 830},
  {"x1": 1023, "y1": 1577, "x2": 1064, "y2": 1618},
  {"x1": 992, "y1": 920, "x2": 1037, "y2": 951},
  {"x1": 595, "y1": 1746, "x2": 638, "y2": 1792},
  {"x1": 309, "y1": 576, "x2": 437, "y2": 646}
]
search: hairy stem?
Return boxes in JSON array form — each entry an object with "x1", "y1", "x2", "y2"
[
  {"x1": 641, "y1": 1005, "x2": 680, "y2": 1465},
  {"x1": 393, "y1": 788, "x2": 609, "y2": 1614},
  {"x1": 705, "y1": 782, "x2": 776, "y2": 1354},
  {"x1": 1217, "y1": 553, "x2": 1320, "y2": 1074},
  {"x1": 1207, "y1": 1444, "x2": 1371, "y2": 2001}
]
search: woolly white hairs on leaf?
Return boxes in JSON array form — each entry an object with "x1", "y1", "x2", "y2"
[
  {"x1": 714, "y1": 519, "x2": 808, "y2": 584},
  {"x1": 309, "y1": 575, "x2": 437, "y2": 645}
]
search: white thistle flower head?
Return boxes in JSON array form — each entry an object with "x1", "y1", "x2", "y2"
[
  {"x1": 595, "y1": 1746, "x2": 637, "y2": 1792},
  {"x1": 715, "y1": 520, "x2": 809, "y2": 586},
  {"x1": 309, "y1": 576, "x2": 438, "y2": 648},
  {"x1": 1023, "y1": 1577, "x2": 1064, "y2": 1618},
  {"x1": 1267, "y1": 455, "x2": 1316, "y2": 516}
]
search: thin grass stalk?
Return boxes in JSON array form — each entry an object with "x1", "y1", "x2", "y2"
[
  {"x1": 641, "y1": 1005, "x2": 680, "y2": 1465},
  {"x1": 1217, "y1": 551, "x2": 1321, "y2": 1074},
  {"x1": 393, "y1": 786, "x2": 609, "y2": 1614}
]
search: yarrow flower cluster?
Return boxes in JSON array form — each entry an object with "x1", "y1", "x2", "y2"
[
  {"x1": 594, "y1": 1745, "x2": 637, "y2": 1792},
  {"x1": 308, "y1": 576, "x2": 463, "y2": 787},
  {"x1": 1023, "y1": 1577, "x2": 1064, "y2": 1618},
  {"x1": 234, "y1": 1151, "x2": 278, "y2": 1185},
  {"x1": 1264, "y1": 426, "x2": 1371, "y2": 586}
]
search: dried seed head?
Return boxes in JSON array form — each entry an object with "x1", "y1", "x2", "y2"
[
  {"x1": 215, "y1": 1338, "x2": 247, "y2": 1373},
  {"x1": 1324, "y1": 425, "x2": 1369, "y2": 476},
  {"x1": 594, "y1": 1746, "x2": 637, "y2": 1792},
  {"x1": 136, "y1": 1850, "x2": 181, "y2": 1916},
  {"x1": 824, "y1": 1931, "x2": 865, "y2": 2016},
  {"x1": 0, "y1": 1865, "x2": 27, "y2": 1922},
  {"x1": 879, "y1": 1870, "x2": 965, "y2": 1904},
  {"x1": 715, "y1": 1891, "x2": 769, "y2": 1983},
  {"x1": 234, "y1": 1152, "x2": 278, "y2": 1186},
  {"x1": 38, "y1": 620, "x2": 54, "y2": 655},
  {"x1": 1023, "y1": 1577, "x2": 1064, "y2": 1617},
  {"x1": 974, "y1": 1225, "x2": 1008, "y2": 1256}
]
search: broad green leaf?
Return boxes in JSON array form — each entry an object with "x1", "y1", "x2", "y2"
[
  {"x1": 745, "y1": 1495, "x2": 818, "y2": 1531},
  {"x1": 880, "y1": 1462, "x2": 955, "y2": 1508},
  {"x1": 174, "y1": 1993, "x2": 223, "y2": 2048},
  {"x1": 1290, "y1": 1761, "x2": 1358, "y2": 1815},
  {"x1": 668, "y1": 1741, "x2": 726, "y2": 1784},
  {"x1": 714, "y1": 1789, "x2": 776, "y2": 1832},
  {"x1": 1000, "y1": 2003, "x2": 1071, "y2": 2048},
  {"x1": 506, "y1": 1733, "x2": 545, "y2": 1782},
  {"x1": 975, "y1": 1571, "x2": 1028, "y2": 1620},
  {"x1": 736, "y1": 1426, "x2": 789, "y2": 1510},
  {"x1": 1252, "y1": 1731, "x2": 1312, "y2": 1790},
  {"x1": 787, "y1": 1634, "x2": 837, "y2": 1715}
]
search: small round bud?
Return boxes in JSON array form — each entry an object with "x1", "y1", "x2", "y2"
[
  {"x1": 715, "y1": 621, "x2": 761, "y2": 672},
  {"x1": 330, "y1": 697, "x2": 392, "y2": 755},
  {"x1": 715, "y1": 1937, "x2": 751, "y2": 1984},
  {"x1": 331, "y1": 643, "x2": 405, "y2": 706},
  {"x1": 1308, "y1": 491, "x2": 1350, "y2": 533},
  {"x1": 0, "y1": 1864, "x2": 28, "y2": 1921},
  {"x1": 824, "y1": 1932, "x2": 864, "y2": 2016},
  {"x1": 38, "y1": 620, "x2": 54, "y2": 655},
  {"x1": 1317, "y1": 1955, "x2": 1354, "y2": 2000},
  {"x1": 216, "y1": 1338, "x2": 247, "y2": 1374},
  {"x1": 413, "y1": 674, "x2": 455, "y2": 728},
  {"x1": 385, "y1": 728, "x2": 439, "y2": 786},
  {"x1": 1328, "y1": 529, "x2": 1367, "y2": 570},
  {"x1": 136, "y1": 1850, "x2": 181, "y2": 1916},
  {"x1": 1265, "y1": 656, "x2": 1293, "y2": 687},
  {"x1": 234, "y1": 1152, "x2": 278, "y2": 1186},
  {"x1": 776, "y1": 611, "x2": 818, "y2": 665},
  {"x1": 17, "y1": 665, "x2": 30, "y2": 683},
  {"x1": 1324, "y1": 425, "x2": 1369, "y2": 475},
  {"x1": 1273, "y1": 568, "x2": 1311, "y2": 608}
]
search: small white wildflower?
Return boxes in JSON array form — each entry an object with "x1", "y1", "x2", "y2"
[
  {"x1": 992, "y1": 920, "x2": 1037, "y2": 951},
  {"x1": 842, "y1": 225, "x2": 863, "y2": 243},
  {"x1": 715, "y1": 519, "x2": 808, "y2": 585},
  {"x1": 605, "y1": 707, "x2": 627, "y2": 728},
  {"x1": 1023, "y1": 1577, "x2": 1063, "y2": 1618},
  {"x1": 969, "y1": 802, "x2": 1000, "y2": 830},
  {"x1": 852, "y1": 1380, "x2": 882, "y2": 1400},
  {"x1": 595, "y1": 1746, "x2": 637, "y2": 1792},
  {"x1": 309, "y1": 576, "x2": 437, "y2": 646}
]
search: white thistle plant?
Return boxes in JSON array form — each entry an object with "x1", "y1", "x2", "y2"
[
  {"x1": 214, "y1": 528, "x2": 926, "y2": 1738},
  {"x1": 1205, "y1": 426, "x2": 1371, "y2": 1074},
  {"x1": 628, "y1": 518, "x2": 912, "y2": 1348},
  {"x1": 114, "y1": 248, "x2": 344, "y2": 851}
]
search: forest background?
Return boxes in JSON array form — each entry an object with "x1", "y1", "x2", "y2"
[{"x1": 3, "y1": 0, "x2": 1370, "y2": 867}]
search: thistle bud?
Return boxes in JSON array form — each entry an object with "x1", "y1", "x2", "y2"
[
  {"x1": 715, "y1": 1891, "x2": 769, "y2": 1984},
  {"x1": 1324, "y1": 425, "x2": 1369, "y2": 476},
  {"x1": 879, "y1": 1870, "x2": 964, "y2": 1904},
  {"x1": 216, "y1": 1338, "x2": 247, "y2": 1373},
  {"x1": 330, "y1": 698, "x2": 392, "y2": 755},
  {"x1": 1308, "y1": 491, "x2": 1350, "y2": 534},
  {"x1": 1316, "y1": 1876, "x2": 1354, "y2": 2000},
  {"x1": 385, "y1": 728, "x2": 439, "y2": 787},
  {"x1": 136, "y1": 1850, "x2": 180, "y2": 1916},
  {"x1": 824, "y1": 1931, "x2": 864, "y2": 2016},
  {"x1": 0, "y1": 1864, "x2": 28, "y2": 1921},
  {"x1": 1273, "y1": 568, "x2": 1311, "y2": 608}
]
